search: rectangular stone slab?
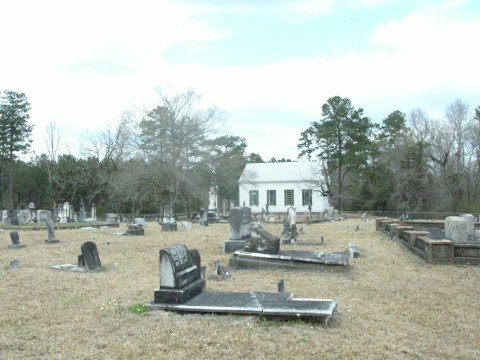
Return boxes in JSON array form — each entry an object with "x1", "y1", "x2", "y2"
[
  {"x1": 149, "y1": 291, "x2": 337, "y2": 324},
  {"x1": 151, "y1": 291, "x2": 263, "y2": 314}
]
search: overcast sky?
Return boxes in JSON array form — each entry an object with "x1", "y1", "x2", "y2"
[{"x1": 1, "y1": 0, "x2": 479, "y2": 161}]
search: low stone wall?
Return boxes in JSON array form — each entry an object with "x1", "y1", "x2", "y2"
[{"x1": 375, "y1": 218, "x2": 480, "y2": 265}]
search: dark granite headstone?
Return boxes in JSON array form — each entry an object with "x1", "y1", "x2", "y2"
[
  {"x1": 154, "y1": 244, "x2": 206, "y2": 304},
  {"x1": 80, "y1": 241, "x2": 102, "y2": 271},
  {"x1": 9, "y1": 231, "x2": 25, "y2": 248},
  {"x1": 244, "y1": 227, "x2": 280, "y2": 254}
]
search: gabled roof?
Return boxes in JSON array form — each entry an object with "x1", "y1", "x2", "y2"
[{"x1": 239, "y1": 162, "x2": 321, "y2": 183}]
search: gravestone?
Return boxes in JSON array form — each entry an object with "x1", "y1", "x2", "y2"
[
  {"x1": 105, "y1": 213, "x2": 117, "y2": 223},
  {"x1": 461, "y1": 214, "x2": 475, "y2": 236},
  {"x1": 154, "y1": 244, "x2": 206, "y2": 304},
  {"x1": 37, "y1": 210, "x2": 52, "y2": 222},
  {"x1": 1, "y1": 210, "x2": 9, "y2": 224},
  {"x1": 361, "y1": 212, "x2": 367, "y2": 222},
  {"x1": 281, "y1": 206, "x2": 298, "y2": 244},
  {"x1": 150, "y1": 245, "x2": 338, "y2": 324},
  {"x1": 28, "y1": 202, "x2": 36, "y2": 222},
  {"x1": 8, "y1": 231, "x2": 26, "y2": 248},
  {"x1": 91, "y1": 203, "x2": 97, "y2": 220},
  {"x1": 333, "y1": 210, "x2": 339, "y2": 221},
  {"x1": 126, "y1": 224, "x2": 144, "y2": 235},
  {"x1": 161, "y1": 205, "x2": 177, "y2": 231},
  {"x1": 445, "y1": 216, "x2": 468, "y2": 244},
  {"x1": 245, "y1": 227, "x2": 280, "y2": 254},
  {"x1": 135, "y1": 218, "x2": 147, "y2": 227},
  {"x1": 69, "y1": 204, "x2": 75, "y2": 222},
  {"x1": 224, "y1": 207, "x2": 251, "y2": 253},
  {"x1": 198, "y1": 208, "x2": 208, "y2": 226},
  {"x1": 79, "y1": 241, "x2": 102, "y2": 271},
  {"x1": 10, "y1": 259, "x2": 20, "y2": 270},
  {"x1": 79, "y1": 199, "x2": 86, "y2": 221},
  {"x1": 18, "y1": 210, "x2": 29, "y2": 224},
  {"x1": 44, "y1": 214, "x2": 60, "y2": 243}
]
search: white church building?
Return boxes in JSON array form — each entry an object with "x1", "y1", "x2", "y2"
[{"x1": 238, "y1": 162, "x2": 330, "y2": 215}]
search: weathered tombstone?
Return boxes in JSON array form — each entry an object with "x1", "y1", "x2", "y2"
[
  {"x1": 79, "y1": 241, "x2": 102, "y2": 271},
  {"x1": 461, "y1": 214, "x2": 475, "y2": 236},
  {"x1": 8, "y1": 231, "x2": 26, "y2": 248},
  {"x1": 161, "y1": 205, "x2": 177, "y2": 231},
  {"x1": 91, "y1": 203, "x2": 97, "y2": 220},
  {"x1": 106, "y1": 213, "x2": 118, "y2": 223},
  {"x1": 361, "y1": 212, "x2": 367, "y2": 222},
  {"x1": 28, "y1": 202, "x2": 36, "y2": 222},
  {"x1": 10, "y1": 259, "x2": 20, "y2": 269},
  {"x1": 198, "y1": 208, "x2": 208, "y2": 226},
  {"x1": 44, "y1": 214, "x2": 60, "y2": 243},
  {"x1": 126, "y1": 224, "x2": 144, "y2": 235},
  {"x1": 69, "y1": 204, "x2": 75, "y2": 222},
  {"x1": 348, "y1": 243, "x2": 360, "y2": 258},
  {"x1": 208, "y1": 185, "x2": 218, "y2": 212},
  {"x1": 333, "y1": 209, "x2": 339, "y2": 221},
  {"x1": 18, "y1": 210, "x2": 29, "y2": 224},
  {"x1": 154, "y1": 244, "x2": 206, "y2": 304},
  {"x1": 222, "y1": 199, "x2": 229, "y2": 216},
  {"x1": 224, "y1": 207, "x2": 251, "y2": 253},
  {"x1": 37, "y1": 210, "x2": 52, "y2": 222},
  {"x1": 79, "y1": 199, "x2": 86, "y2": 221},
  {"x1": 281, "y1": 207, "x2": 298, "y2": 244},
  {"x1": 1, "y1": 210, "x2": 9, "y2": 224},
  {"x1": 135, "y1": 218, "x2": 147, "y2": 227},
  {"x1": 445, "y1": 216, "x2": 468, "y2": 244},
  {"x1": 245, "y1": 227, "x2": 280, "y2": 254}
]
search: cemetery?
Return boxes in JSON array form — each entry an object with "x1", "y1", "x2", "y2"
[{"x1": 1, "y1": 216, "x2": 479, "y2": 358}]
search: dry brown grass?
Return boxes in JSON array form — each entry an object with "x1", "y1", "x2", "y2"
[{"x1": 1, "y1": 219, "x2": 479, "y2": 359}]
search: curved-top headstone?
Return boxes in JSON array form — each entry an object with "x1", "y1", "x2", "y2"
[{"x1": 81, "y1": 241, "x2": 102, "y2": 271}]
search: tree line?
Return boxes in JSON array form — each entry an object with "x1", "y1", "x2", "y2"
[
  {"x1": 1, "y1": 88, "x2": 479, "y2": 217},
  {"x1": 298, "y1": 96, "x2": 480, "y2": 213}
]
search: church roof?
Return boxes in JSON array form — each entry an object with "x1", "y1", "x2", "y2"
[{"x1": 238, "y1": 162, "x2": 321, "y2": 183}]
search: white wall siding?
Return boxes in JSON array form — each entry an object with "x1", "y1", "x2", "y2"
[{"x1": 239, "y1": 182, "x2": 328, "y2": 213}]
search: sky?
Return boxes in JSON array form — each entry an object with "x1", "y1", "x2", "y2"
[{"x1": 1, "y1": 0, "x2": 479, "y2": 161}]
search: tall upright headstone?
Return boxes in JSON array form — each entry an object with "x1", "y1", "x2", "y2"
[
  {"x1": 28, "y1": 202, "x2": 36, "y2": 222},
  {"x1": 162, "y1": 205, "x2": 177, "y2": 232},
  {"x1": 91, "y1": 203, "x2": 96, "y2": 221},
  {"x1": 44, "y1": 213, "x2": 60, "y2": 243},
  {"x1": 8, "y1": 231, "x2": 26, "y2": 248},
  {"x1": 224, "y1": 207, "x2": 251, "y2": 253},
  {"x1": 79, "y1": 199, "x2": 86, "y2": 221}
]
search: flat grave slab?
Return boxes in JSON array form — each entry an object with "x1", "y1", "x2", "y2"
[
  {"x1": 149, "y1": 291, "x2": 336, "y2": 324},
  {"x1": 229, "y1": 249, "x2": 349, "y2": 272}
]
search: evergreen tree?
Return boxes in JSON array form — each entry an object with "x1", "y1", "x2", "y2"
[{"x1": 0, "y1": 90, "x2": 33, "y2": 215}]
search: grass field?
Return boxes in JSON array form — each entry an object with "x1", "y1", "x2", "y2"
[{"x1": 1, "y1": 219, "x2": 479, "y2": 359}]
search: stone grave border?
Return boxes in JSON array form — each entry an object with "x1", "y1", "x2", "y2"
[{"x1": 376, "y1": 218, "x2": 480, "y2": 265}]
